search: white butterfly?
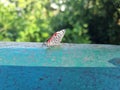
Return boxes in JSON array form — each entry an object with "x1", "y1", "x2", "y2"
[{"x1": 43, "y1": 29, "x2": 66, "y2": 47}]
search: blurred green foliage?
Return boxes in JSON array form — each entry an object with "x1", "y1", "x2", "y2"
[{"x1": 0, "y1": 0, "x2": 120, "y2": 44}]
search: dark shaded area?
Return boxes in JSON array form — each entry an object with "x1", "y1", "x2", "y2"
[
  {"x1": 88, "y1": 16, "x2": 109, "y2": 44},
  {"x1": 109, "y1": 58, "x2": 120, "y2": 67},
  {"x1": 88, "y1": 0, "x2": 120, "y2": 44}
]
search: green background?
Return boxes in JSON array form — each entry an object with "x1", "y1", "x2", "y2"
[{"x1": 0, "y1": 0, "x2": 120, "y2": 44}]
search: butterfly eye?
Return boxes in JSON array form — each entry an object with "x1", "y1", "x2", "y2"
[{"x1": 54, "y1": 33, "x2": 57, "y2": 36}]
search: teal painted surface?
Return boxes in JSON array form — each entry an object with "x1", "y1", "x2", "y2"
[
  {"x1": 0, "y1": 66, "x2": 120, "y2": 90},
  {"x1": 0, "y1": 42, "x2": 120, "y2": 90},
  {"x1": 0, "y1": 43, "x2": 120, "y2": 67}
]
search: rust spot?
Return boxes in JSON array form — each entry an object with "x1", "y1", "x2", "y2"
[
  {"x1": 58, "y1": 78, "x2": 62, "y2": 82},
  {"x1": 39, "y1": 78, "x2": 44, "y2": 80}
]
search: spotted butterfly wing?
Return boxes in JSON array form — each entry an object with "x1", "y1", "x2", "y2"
[{"x1": 45, "y1": 29, "x2": 65, "y2": 47}]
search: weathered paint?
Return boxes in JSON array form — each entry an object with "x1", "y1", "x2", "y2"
[{"x1": 0, "y1": 42, "x2": 120, "y2": 90}]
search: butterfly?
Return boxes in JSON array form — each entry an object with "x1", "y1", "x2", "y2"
[{"x1": 43, "y1": 29, "x2": 66, "y2": 47}]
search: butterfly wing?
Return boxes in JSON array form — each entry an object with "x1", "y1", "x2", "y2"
[{"x1": 46, "y1": 29, "x2": 65, "y2": 46}]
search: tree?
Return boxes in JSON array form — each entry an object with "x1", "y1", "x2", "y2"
[
  {"x1": 49, "y1": 0, "x2": 120, "y2": 44},
  {"x1": 0, "y1": 0, "x2": 120, "y2": 44},
  {"x1": 0, "y1": 0, "x2": 52, "y2": 42}
]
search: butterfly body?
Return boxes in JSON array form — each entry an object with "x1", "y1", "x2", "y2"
[{"x1": 44, "y1": 29, "x2": 65, "y2": 47}]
